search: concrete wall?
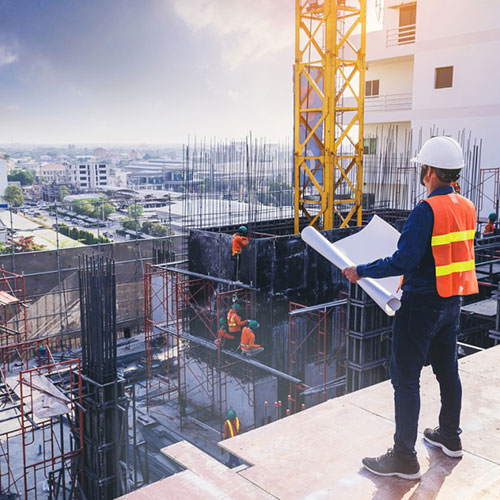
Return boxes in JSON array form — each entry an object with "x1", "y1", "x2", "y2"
[
  {"x1": 183, "y1": 355, "x2": 277, "y2": 429},
  {"x1": 0, "y1": 236, "x2": 183, "y2": 338}
]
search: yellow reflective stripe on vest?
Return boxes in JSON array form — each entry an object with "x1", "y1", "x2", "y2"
[
  {"x1": 431, "y1": 229, "x2": 475, "y2": 246},
  {"x1": 435, "y1": 259, "x2": 475, "y2": 277}
]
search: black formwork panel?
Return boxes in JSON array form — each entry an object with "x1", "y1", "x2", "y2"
[
  {"x1": 346, "y1": 361, "x2": 389, "y2": 393},
  {"x1": 347, "y1": 283, "x2": 392, "y2": 335},
  {"x1": 346, "y1": 283, "x2": 394, "y2": 392},
  {"x1": 346, "y1": 329, "x2": 391, "y2": 367}
]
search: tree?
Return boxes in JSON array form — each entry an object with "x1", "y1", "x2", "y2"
[
  {"x1": 128, "y1": 204, "x2": 144, "y2": 219},
  {"x1": 95, "y1": 202, "x2": 115, "y2": 220},
  {"x1": 7, "y1": 169, "x2": 35, "y2": 186},
  {"x1": 3, "y1": 185, "x2": 24, "y2": 207},
  {"x1": 13, "y1": 236, "x2": 45, "y2": 252},
  {"x1": 122, "y1": 219, "x2": 138, "y2": 231},
  {"x1": 150, "y1": 223, "x2": 167, "y2": 237},
  {"x1": 72, "y1": 200, "x2": 93, "y2": 216},
  {"x1": 141, "y1": 221, "x2": 153, "y2": 234},
  {"x1": 59, "y1": 185, "x2": 69, "y2": 201}
]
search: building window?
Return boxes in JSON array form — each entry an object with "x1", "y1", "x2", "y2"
[
  {"x1": 365, "y1": 80, "x2": 379, "y2": 97},
  {"x1": 435, "y1": 66, "x2": 453, "y2": 89},
  {"x1": 363, "y1": 138, "x2": 377, "y2": 155}
]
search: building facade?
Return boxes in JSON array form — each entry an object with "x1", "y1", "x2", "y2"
[
  {"x1": 70, "y1": 158, "x2": 108, "y2": 191},
  {"x1": 358, "y1": 0, "x2": 500, "y2": 168}
]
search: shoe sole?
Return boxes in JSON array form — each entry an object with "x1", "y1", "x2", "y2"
[
  {"x1": 362, "y1": 462, "x2": 421, "y2": 480},
  {"x1": 423, "y1": 436, "x2": 463, "y2": 458}
]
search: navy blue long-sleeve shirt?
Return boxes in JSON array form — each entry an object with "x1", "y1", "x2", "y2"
[{"x1": 357, "y1": 186, "x2": 455, "y2": 295}]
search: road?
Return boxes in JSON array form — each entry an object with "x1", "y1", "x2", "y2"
[{"x1": 26, "y1": 207, "x2": 130, "y2": 242}]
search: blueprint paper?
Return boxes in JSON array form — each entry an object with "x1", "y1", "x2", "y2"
[{"x1": 301, "y1": 216, "x2": 402, "y2": 316}]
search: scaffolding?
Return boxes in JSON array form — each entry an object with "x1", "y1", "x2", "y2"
[
  {"x1": 0, "y1": 338, "x2": 82, "y2": 499},
  {"x1": 0, "y1": 269, "x2": 27, "y2": 358},
  {"x1": 288, "y1": 296, "x2": 348, "y2": 413},
  {"x1": 143, "y1": 264, "x2": 308, "y2": 439}
]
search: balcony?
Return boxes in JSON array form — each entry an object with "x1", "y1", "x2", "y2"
[
  {"x1": 386, "y1": 24, "x2": 416, "y2": 47},
  {"x1": 365, "y1": 92, "x2": 412, "y2": 112}
]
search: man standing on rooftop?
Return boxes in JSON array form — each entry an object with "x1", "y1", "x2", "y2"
[{"x1": 343, "y1": 136, "x2": 478, "y2": 480}]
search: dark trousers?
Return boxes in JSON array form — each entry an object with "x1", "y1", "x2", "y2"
[
  {"x1": 390, "y1": 292, "x2": 462, "y2": 461},
  {"x1": 231, "y1": 253, "x2": 241, "y2": 281}
]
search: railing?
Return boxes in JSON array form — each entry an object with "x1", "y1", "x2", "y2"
[
  {"x1": 365, "y1": 92, "x2": 412, "y2": 112},
  {"x1": 386, "y1": 24, "x2": 416, "y2": 47}
]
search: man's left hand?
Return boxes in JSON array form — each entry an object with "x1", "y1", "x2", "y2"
[{"x1": 342, "y1": 266, "x2": 361, "y2": 284}]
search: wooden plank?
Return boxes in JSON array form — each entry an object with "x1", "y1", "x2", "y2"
[{"x1": 117, "y1": 469, "x2": 232, "y2": 500}]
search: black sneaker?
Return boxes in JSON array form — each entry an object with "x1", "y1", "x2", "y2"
[
  {"x1": 362, "y1": 448, "x2": 421, "y2": 480},
  {"x1": 423, "y1": 427, "x2": 463, "y2": 458}
]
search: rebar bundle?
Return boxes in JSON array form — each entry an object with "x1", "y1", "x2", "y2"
[
  {"x1": 78, "y1": 255, "x2": 117, "y2": 383},
  {"x1": 77, "y1": 255, "x2": 128, "y2": 500}
]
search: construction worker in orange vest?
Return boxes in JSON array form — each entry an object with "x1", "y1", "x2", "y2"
[
  {"x1": 344, "y1": 136, "x2": 477, "y2": 480},
  {"x1": 224, "y1": 409, "x2": 241, "y2": 468},
  {"x1": 240, "y1": 320, "x2": 264, "y2": 357},
  {"x1": 484, "y1": 212, "x2": 497, "y2": 235},
  {"x1": 227, "y1": 303, "x2": 248, "y2": 346},
  {"x1": 231, "y1": 226, "x2": 249, "y2": 281},
  {"x1": 215, "y1": 316, "x2": 235, "y2": 349}
]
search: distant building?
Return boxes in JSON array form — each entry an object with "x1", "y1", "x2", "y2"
[
  {"x1": 123, "y1": 159, "x2": 185, "y2": 190},
  {"x1": 39, "y1": 163, "x2": 70, "y2": 184},
  {"x1": 70, "y1": 157, "x2": 108, "y2": 191}
]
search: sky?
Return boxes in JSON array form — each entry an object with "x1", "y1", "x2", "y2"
[{"x1": 0, "y1": 0, "x2": 381, "y2": 145}]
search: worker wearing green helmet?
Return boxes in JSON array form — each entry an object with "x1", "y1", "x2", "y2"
[
  {"x1": 216, "y1": 315, "x2": 235, "y2": 349},
  {"x1": 224, "y1": 409, "x2": 242, "y2": 468},
  {"x1": 231, "y1": 226, "x2": 250, "y2": 282},
  {"x1": 240, "y1": 320, "x2": 264, "y2": 357},
  {"x1": 484, "y1": 212, "x2": 497, "y2": 235}
]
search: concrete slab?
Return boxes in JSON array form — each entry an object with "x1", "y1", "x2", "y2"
[
  {"x1": 123, "y1": 346, "x2": 500, "y2": 499},
  {"x1": 159, "y1": 441, "x2": 274, "y2": 499}
]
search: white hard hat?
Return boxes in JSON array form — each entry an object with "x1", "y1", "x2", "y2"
[{"x1": 410, "y1": 136, "x2": 465, "y2": 170}]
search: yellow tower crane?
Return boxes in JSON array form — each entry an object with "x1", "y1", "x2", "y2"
[{"x1": 294, "y1": 0, "x2": 367, "y2": 232}]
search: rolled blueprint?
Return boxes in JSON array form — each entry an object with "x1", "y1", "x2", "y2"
[{"x1": 301, "y1": 225, "x2": 401, "y2": 316}]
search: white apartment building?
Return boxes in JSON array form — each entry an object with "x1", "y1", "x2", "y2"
[
  {"x1": 70, "y1": 157, "x2": 108, "y2": 191},
  {"x1": 360, "y1": 0, "x2": 500, "y2": 170},
  {"x1": 39, "y1": 163, "x2": 70, "y2": 184}
]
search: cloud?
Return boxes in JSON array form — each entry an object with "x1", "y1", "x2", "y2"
[
  {"x1": 0, "y1": 45, "x2": 18, "y2": 67},
  {"x1": 171, "y1": 0, "x2": 292, "y2": 68}
]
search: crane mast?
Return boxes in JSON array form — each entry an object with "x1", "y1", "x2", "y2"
[{"x1": 294, "y1": 0, "x2": 367, "y2": 232}]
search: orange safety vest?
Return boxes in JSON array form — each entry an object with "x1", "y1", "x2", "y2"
[
  {"x1": 423, "y1": 193, "x2": 478, "y2": 297},
  {"x1": 484, "y1": 221, "x2": 495, "y2": 234},
  {"x1": 218, "y1": 327, "x2": 234, "y2": 340},
  {"x1": 227, "y1": 310, "x2": 245, "y2": 333},
  {"x1": 225, "y1": 417, "x2": 240, "y2": 438},
  {"x1": 232, "y1": 234, "x2": 249, "y2": 256},
  {"x1": 240, "y1": 326, "x2": 260, "y2": 351}
]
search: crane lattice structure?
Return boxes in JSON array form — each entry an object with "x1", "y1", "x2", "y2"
[{"x1": 294, "y1": 0, "x2": 367, "y2": 232}]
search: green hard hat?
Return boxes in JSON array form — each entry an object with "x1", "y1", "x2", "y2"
[
  {"x1": 232, "y1": 303, "x2": 241, "y2": 310},
  {"x1": 219, "y1": 317, "x2": 226, "y2": 326},
  {"x1": 238, "y1": 226, "x2": 248, "y2": 234},
  {"x1": 248, "y1": 320, "x2": 260, "y2": 330},
  {"x1": 227, "y1": 409, "x2": 236, "y2": 420},
  {"x1": 489, "y1": 212, "x2": 497, "y2": 221}
]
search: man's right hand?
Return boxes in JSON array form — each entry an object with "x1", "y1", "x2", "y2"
[{"x1": 342, "y1": 266, "x2": 361, "y2": 284}]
